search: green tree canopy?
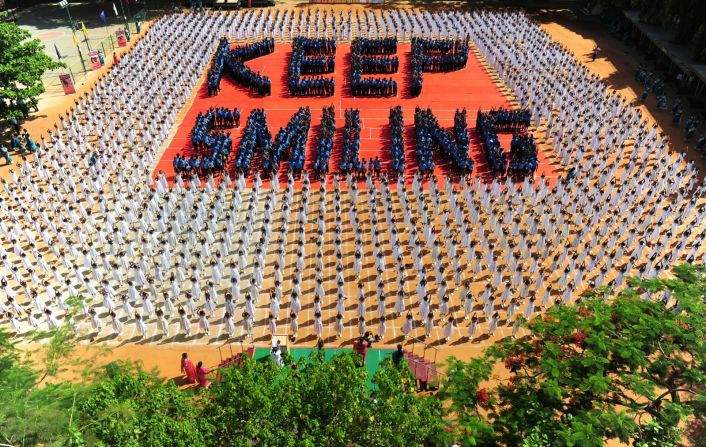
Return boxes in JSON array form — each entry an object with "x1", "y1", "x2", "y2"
[
  {"x1": 443, "y1": 263, "x2": 706, "y2": 447},
  {"x1": 200, "y1": 351, "x2": 447, "y2": 447},
  {"x1": 0, "y1": 327, "x2": 86, "y2": 447},
  {"x1": 77, "y1": 362, "x2": 208, "y2": 447},
  {"x1": 0, "y1": 22, "x2": 63, "y2": 120}
]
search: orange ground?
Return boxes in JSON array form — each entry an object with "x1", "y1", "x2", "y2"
[{"x1": 156, "y1": 42, "x2": 559, "y2": 186}]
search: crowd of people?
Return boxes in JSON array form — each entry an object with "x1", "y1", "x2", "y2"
[
  {"x1": 410, "y1": 37, "x2": 469, "y2": 97},
  {"x1": 312, "y1": 105, "x2": 336, "y2": 177},
  {"x1": 209, "y1": 37, "x2": 274, "y2": 97},
  {"x1": 415, "y1": 38, "x2": 469, "y2": 71},
  {"x1": 350, "y1": 38, "x2": 398, "y2": 97},
  {"x1": 508, "y1": 133, "x2": 539, "y2": 175},
  {"x1": 288, "y1": 75, "x2": 334, "y2": 97},
  {"x1": 413, "y1": 108, "x2": 435, "y2": 174},
  {"x1": 0, "y1": 130, "x2": 38, "y2": 165},
  {"x1": 487, "y1": 108, "x2": 532, "y2": 129},
  {"x1": 235, "y1": 108, "x2": 272, "y2": 173},
  {"x1": 292, "y1": 51, "x2": 336, "y2": 75},
  {"x1": 172, "y1": 147, "x2": 230, "y2": 177},
  {"x1": 0, "y1": 9, "x2": 703, "y2": 349},
  {"x1": 227, "y1": 8, "x2": 472, "y2": 42},
  {"x1": 388, "y1": 106, "x2": 405, "y2": 176},
  {"x1": 265, "y1": 107, "x2": 311, "y2": 175},
  {"x1": 351, "y1": 38, "x2": 399, "y2": 74},
  {"x1": 206, "y1": 107, "x2": 241, "y2": 129},
  {"x1": 682, "y1": 113, "x2": 700, "y2": 141},
  {"x1": 414, "y1": 107, "x2": 473, "y2": 175},
  {"x1": 454, "y1": 108, "x2": 470, "y2": 157},
  {"x1": 353, "y1": 55, "x2": 399, "y2": 74},
  {"x1": 476, "y1": 109, "x2": 538, "y2": 177},
  {"x1": 476, "y1": 111, "x2": 507, "y2": 174},
  {"x1": 288, "y1": 37, "x2": 336, "y2": 97},
  {"x1": 350, "y1": 75, "x2": 397, "y2": 97},
  {"x1": 635, "y1": 66, "x2": 703, "y2": 144},
  {"x1": 339, "y1": 109, "x2": 361, "y2": 174},
  {"x1": 173, "y1": 108, "x2": 237, "y2": 176},
  {"x1": 297, "y1": 57, "x2": 335, "y2": 75},
  {"x1": 355, "y1": 36, "x2": 397, "y2": 55}
]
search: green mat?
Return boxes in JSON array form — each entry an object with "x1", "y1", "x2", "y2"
[{"x1": 252, "y1": 347, "x2": 394, "y2": 388}]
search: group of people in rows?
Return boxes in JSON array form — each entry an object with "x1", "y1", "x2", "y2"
[
  {"x1": 288, "y1": 75, "x2": 335, "y2": 97},
  {"x1": 297, "y1": 56, "x2": 335, "y2": 75},
  {"x1": 486, "y1": 108, "x2": 532, "y2": 129},
  {"x1": 262, "y1": 107, "x2": 311, "y2": 175},
  {"x1": 491, "y1": 108, "x2": 536, "y2": 176},
  {"x1": 312, "y1": 105, "x2": 336, "y2": 177},
  {"x1": 228, "y1": 8, "x2": 469, "y2": 43},
  {"x1": 201, "y1": 107, "x2": 241, "y2": 129},
  {"x1": 352, "y1": 55, "x2": 399, "y2": 74},
  {"x1": 355, "y1": 36, "x2": 397, "y2": 55},
  {"x1": 234, "y1": 108, "x2": 271, "y2": 173},
  {"x1": 172, "y1": 150, "x2": 229, "y2": 176},
  {"x1": 349, "y1": 38, "x2": 398, "y2": 97},
  {"x1": 351, "y1": 37, "x2": 399, "y2": 76},
  {"x1": 413, "y1": 37, "x2": 469, "y2": 71},
  {"x1": 410, "y1": 37, "x2": 469, "y2": 97},
  {"x1": 288, "y1": 37, "x2": 336, "y2": 97},
  {"x1": 207, "y1": 106, "x2": 314, "y2": 176},
  {"x1": 389, "y1": 106, "x2": 405, "y2": 176},
  {"x1": 173, "y1": 108, "x2": 240, "y2": 176},
  {"x1": 350, "y1": 76, "x2": 397, "y2": 97},
  {"x1": 0, "y1": 9, "x2": 704, "y2": 352},
  {"x1": 339, "y1": 109, "x2": 361, "y2": 174},
  {"x1": 476, "y1": 108, "x2": 538, "y2": 177},
  {"x1": 476, "y1": 111, "x2": 507, "y2": 173},
  {"x1": 508, "y1": 133, "x2": 539, "y2": 175},
  {"x1": 209, "y1": 37, "x2": 274, "y2": 97},
  {"x1": 414, "y1": 107, "x2": 474, "y2": 175}
]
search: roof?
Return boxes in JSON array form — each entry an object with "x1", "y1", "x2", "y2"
[{"x1": 624, "y1": 10, "x2": 706, "y2": 87}]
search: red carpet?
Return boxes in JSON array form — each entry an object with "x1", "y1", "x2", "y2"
[{"x1": 155, "y1": 43, "x2": 558, "y2": 187}]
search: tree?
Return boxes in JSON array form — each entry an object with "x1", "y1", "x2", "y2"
[
  {"x1": 438, "y1": 356, "x2": 497, "y2": 447},
  {"x1": 0, "y1": 327, "x2": 86, "y2": 447},
  {"x1": 355, "y1": 357, "x2": 448, "y2": 446},
  {"x1": 201, "y1": 351, "x2": 446, "y2": 446},
  {"x1": 77, "y1": 361, "x2": 208, "y2": 447},
  {"x1": 0, "y1": 22, "x2": 63, "y2": 120},
  {"x1": 691, "y1": 24, "x2": 706, "y2": 62},
  {"x1": 443, "y1": 264, "x2": 706, "y2": 447}
]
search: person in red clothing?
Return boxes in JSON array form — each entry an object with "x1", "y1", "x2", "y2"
[
  {"x1": 353, "y1": 333, "x2": 372, "y2": 366},
  {"x1": 196, "y1": 361, "x2": 211, "y2": 389},
  {"x1": 181, "y1": 352, "x2": 197, "y2": 383}
]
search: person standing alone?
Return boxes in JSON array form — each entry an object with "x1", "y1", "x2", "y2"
[{"x1": 181, "y1": 353, "x2": 197, "y2": 384}]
